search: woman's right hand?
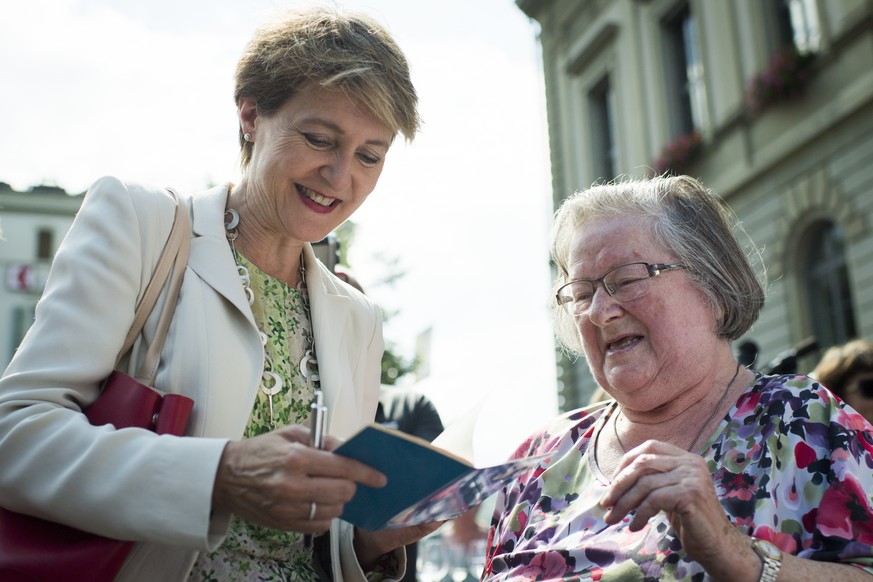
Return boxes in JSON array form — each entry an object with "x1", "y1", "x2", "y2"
[{"x1": 211, "y1": 425, "x2": 387, "y2": 533}]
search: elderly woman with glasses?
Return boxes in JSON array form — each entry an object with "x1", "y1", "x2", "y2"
[{"x1": 483, "y1": 176, "x2": 873, "y2": 581}]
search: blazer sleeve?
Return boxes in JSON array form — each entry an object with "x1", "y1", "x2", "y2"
[{"x1": 0, "y1": 176, "x2": 228, "y2": 550}]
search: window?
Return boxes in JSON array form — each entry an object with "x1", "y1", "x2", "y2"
[
  {"x1": 9, "y1": 304, "x2": 36, "y2": 361},
  {"x1": 662, "y1": 4, "x2": 708, "y2": 137},
  {"x1": 770, "y1": 0, "x2": 821, "y2": 53},
  {"x1": 37, "y1": 228, "x2": 53, "y2": 260},
  {"x1": 589, "y1": 76, "x2": 617, "y2": 182},
  {"x1": 803, "y1": 220, "x2": 856, "y2": 349}
]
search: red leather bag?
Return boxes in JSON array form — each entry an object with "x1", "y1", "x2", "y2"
[{"x1": 0, "y1": 188, "x2": 193, "y2": 582}]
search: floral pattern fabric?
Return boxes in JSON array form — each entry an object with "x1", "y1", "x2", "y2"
[
  {"x1": 485, "y1": 374, "x2": 873, "y2": 581},
  {"x1": 190, "y1": 253, "x2": 319, "y2": 582}
]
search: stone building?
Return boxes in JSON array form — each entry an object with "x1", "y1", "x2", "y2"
[
  {"x1": 0, "y1": 183, "x2": 82, "y2": 370},
  {"x1": 516, "y1": 0, "x2": 873, "y2": 409}
]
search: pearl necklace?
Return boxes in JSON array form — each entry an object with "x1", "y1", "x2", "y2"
[{"x1": 224, "y1": 208, "x2": 321, "y2": 424}]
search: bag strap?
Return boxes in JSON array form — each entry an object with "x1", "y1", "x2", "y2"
[{"x1": 115, "y1": 188, "x2": 191, "y2": 385}]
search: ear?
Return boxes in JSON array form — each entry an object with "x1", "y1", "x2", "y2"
[{"x1": 238, "y1": 96, "x2": 259, "y2": 136}]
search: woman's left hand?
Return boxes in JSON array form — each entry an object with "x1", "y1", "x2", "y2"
[
  {"x1": 353, "y1": 522, "x2": 444, "y2": 572},
  {"x1": 600, "y1": 440, "x2": 749, "y2": 574}
]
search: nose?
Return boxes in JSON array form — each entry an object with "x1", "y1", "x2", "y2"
[
  {"x1": 586, "y1": 284, "x2": 622, "y2": 327},
  {"x1": 321, "y1": 151, "x2": 353, "y2": 192}
]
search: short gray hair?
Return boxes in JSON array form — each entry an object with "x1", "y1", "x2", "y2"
[{"x1": 551, "y1": 175, "x2": 766, "y2": 354}]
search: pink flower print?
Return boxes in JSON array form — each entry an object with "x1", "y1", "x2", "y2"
[
  {"x1": 513, "y1": 509, "x2": 528, "y2": 537},
  {"x1": 817, "y1": 474, "x2": 873, "y2": 545},
  {"x1": 752, "y1": 526, "x2": 798, "y2": 554},
  {"x1": 795, "y1": 441, "x2": 817, "y2": 469},
  {"x1": 520, "y1": 550, "x2": 573, "y2": 579}
]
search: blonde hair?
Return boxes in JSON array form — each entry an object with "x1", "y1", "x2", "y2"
[
  {"x1": 234, "y1": 6, "x2": 420, "y2": 169},
  {"x1": 812, "y1": 339, "x2": 873, "y2": 399}
]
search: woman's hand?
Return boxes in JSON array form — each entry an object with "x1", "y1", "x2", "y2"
[
  {"x1": 600, "y1": 439, "x2": 873, "y2": 582},
  {"x1": 353, "y1": 522, "x2": 444, "y2": 572},
  {"x1": 212, "y1": 425, "x2": 387, "y2": 533},
  {"x1": 599, "y1": 440, "x2": 751, "y2": 577}
]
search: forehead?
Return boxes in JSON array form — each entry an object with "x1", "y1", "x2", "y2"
[
  {"x1": 276, "y1": 86, "x2": 394, "y2": 146},
  {"x1": 567, "y1": 214, "x2": 664, "y2": 277}
]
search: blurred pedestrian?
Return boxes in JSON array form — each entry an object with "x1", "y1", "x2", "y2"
[{"x1": 812, "y1": 338, "x2": 873, "y2": 423}]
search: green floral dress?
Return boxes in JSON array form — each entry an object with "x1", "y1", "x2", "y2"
[{"x1": 189, "y1": 253, "x2": 319, "y2": 582}]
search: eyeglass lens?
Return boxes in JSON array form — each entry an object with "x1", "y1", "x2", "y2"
[{"x1": 562, "y1": 263, "x2": 651, "y2": 306}]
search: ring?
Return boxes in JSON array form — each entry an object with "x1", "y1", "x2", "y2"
[{"x1": 308, "y1": 501, "x2": 317, "y2": 521}]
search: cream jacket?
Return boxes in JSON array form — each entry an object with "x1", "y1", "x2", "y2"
[{"x1": 0, "y1": 176, "x2": 397, "y2": 580}]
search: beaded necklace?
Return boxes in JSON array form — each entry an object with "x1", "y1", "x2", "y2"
[{"x1": 224, "y1": 208, "x2": 321, "y2": 424}]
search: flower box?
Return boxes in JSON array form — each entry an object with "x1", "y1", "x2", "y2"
[
  {"x1": 651, "y1": 130, "x2": 703, "y2": 176},
  {"x1": 746, "y1": 48, "x2": 816, "y2": 112}
]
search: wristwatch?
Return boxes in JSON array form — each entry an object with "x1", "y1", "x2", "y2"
[{"x1": 751, "y1": 538, "x2": 783, "y2": 582}]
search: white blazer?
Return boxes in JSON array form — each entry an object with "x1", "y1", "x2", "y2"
[{"x1": 0, "y1": 176, "x2": 394, "y2": 580}]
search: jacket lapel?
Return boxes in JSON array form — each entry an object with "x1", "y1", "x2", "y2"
[
  {"x1": 303, "y1": 245, "x2": 362, "y2": 435},
  {"x1": 183, "y1": 190, "x2": 363, "y2": 436},
  {"x1": 186, "y1": 184, "x2": 256, "y2": 328}
]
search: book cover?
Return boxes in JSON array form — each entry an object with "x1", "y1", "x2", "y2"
[{"x1": 333, "y1": 423, "x2": 544, "y2": 531}]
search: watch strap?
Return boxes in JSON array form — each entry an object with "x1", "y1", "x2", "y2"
[{"x1": 751, "y1": 538, "x2": 782, "y2": 582}]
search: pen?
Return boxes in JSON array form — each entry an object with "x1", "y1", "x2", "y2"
[
  {"x1": 305, "y1": 389, "x2": 327, "y2": 548},
  {"x1": 310, "y1": 389, "x2": 327, "y2": 449}
]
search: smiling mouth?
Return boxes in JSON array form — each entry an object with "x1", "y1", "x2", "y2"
[
  {"x1": 607, "y1": 336, "x2": 641, "y2": 351},
  {"x1": 297, "y1": 184, "x2": 338, "y2": 208}
]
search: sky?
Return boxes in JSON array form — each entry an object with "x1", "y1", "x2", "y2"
[{"x1": 0, "y1": 0, "x2": 559, "y2": 464}]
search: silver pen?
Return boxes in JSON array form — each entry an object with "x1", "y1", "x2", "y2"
[
  {"x1": 305, "y1": 389, "x2": 327, "y2": 549},
  {"x1": 310, "y1": 389, "x2": 327, "y2": 449}
]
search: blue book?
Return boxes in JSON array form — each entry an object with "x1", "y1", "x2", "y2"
[{"x1": 334, "y1": 423, "x2": 545, "y2": 531}]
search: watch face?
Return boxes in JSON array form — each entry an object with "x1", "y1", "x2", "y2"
[{"x1": 755, "y1": 539, "x2": 782, "y2": 560}]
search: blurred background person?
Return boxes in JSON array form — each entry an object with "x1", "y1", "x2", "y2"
[{"x1": 813, "y1": 338, "x2": 873, "y2": 423}]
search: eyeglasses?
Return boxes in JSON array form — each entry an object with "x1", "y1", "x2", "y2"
[
  {"x1": 555, "y1": 262, "x2": 686, "y2": 314},
  {"x1": 850, "y1": 379, "x2": 873, "y2": 399}
]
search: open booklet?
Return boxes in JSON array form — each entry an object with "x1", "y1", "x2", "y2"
[{"x1": 333, "y1": 422, "x2": 545, "y2": 531}]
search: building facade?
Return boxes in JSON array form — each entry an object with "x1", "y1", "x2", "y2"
[
  {"x1": 0, "y1": 183, "x2": 83, "y2": 370},
  {"x1": 516, "y1": 0, "x2": 873, "y2": 410}
]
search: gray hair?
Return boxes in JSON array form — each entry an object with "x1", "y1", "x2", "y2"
[
  {"x1": 551, "y1": 175, "x2": 766, "y2": 353},
  {"x1": 234, "y1": 6, "x2": 420, "y2": 169}
]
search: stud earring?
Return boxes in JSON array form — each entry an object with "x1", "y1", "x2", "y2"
[{"x1": 244, "y1": 132, "x2": 253, "y2": 142}]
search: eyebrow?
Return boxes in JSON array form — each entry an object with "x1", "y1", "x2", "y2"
[{"x1": 300, "y1": 116, "x2": 392, "y2": 149}]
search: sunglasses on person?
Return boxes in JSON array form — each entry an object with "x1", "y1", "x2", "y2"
[{"x1": 851, "y1": 379, "x2": 873, "y2": 399}]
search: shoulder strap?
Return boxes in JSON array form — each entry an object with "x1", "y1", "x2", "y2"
[{"x1": 115, "y1": 188, "x2": 191, "y2": 385}]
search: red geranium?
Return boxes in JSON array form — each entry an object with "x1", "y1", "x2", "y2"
[
  {"x1": 651, "y1": 130, "x2": 703, "y2": 176},
  {"x1": 746, "y1": 48, "x2": 816, "y2": 112}
]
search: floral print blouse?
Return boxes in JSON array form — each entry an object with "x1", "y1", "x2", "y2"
[
  {"x1": 190, "y1": 253, "x2": 319, "y2": 582},
  {"x1": 485, "y1": 374, "x2": 873, "y2": 581}
]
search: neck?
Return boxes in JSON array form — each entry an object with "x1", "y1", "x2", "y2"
[
  {"x1": 234, "y1": 229, "x2": 304, "y2": 287},
  {"x1": 226, "y1": 184, "x2": 305, "y2": 286},
  {"x1": 614, "y1": 358, "x2": 752, "y2": 452}
]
